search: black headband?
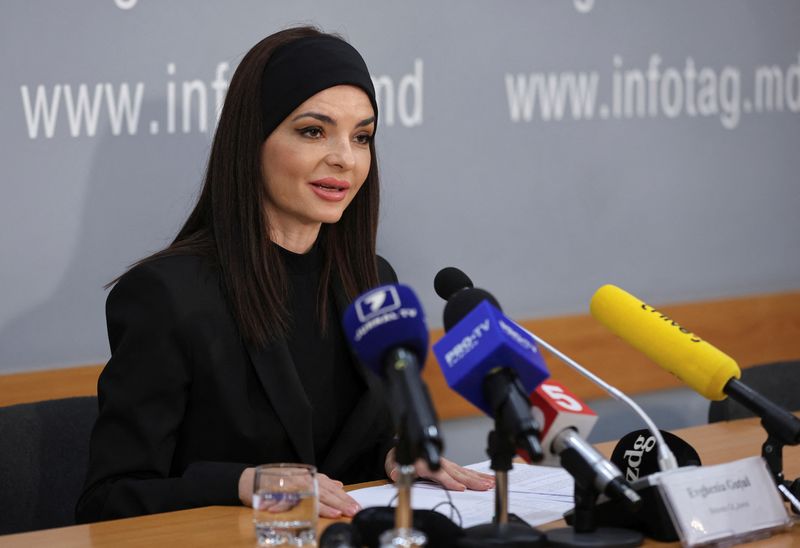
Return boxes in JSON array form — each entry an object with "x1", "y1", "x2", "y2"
[{"x1": 261, "y1": 35, "x2": 378, "y2": 138}]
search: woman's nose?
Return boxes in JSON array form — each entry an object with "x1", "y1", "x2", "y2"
[{"x1": 324, "y1": 137, "x2": 356, "y2": 170}]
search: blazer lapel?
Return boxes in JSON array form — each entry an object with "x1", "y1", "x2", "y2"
[
  {"x1": 245, "y1": 339, "x2": 315, "y2": 465},
  {"x1": 321, "y1": 372, "x2": 391, "y2": 476},
  {"x1": 322, "y1": 278, "x2": 392, "y2": 473},
  {"x1": 332, "y1": 278, "x2": 370, "y2": 385}
]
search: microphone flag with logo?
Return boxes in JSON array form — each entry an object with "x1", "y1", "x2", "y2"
[
  {"x1": 432, "y1": 299, "x2": 549, "y2": 416},
  {"x1": 611, "y1": 429, "x2": 702, "y2": 483},
  {"x1": 342, "y1": 283, "x2": 442, "y2": 469},
  {"x1": 343, "y1": 283, "x2": 428, "y2": 371},
  {"x1": 526, "y1": 380, "x2": 598, "y2": 466}
]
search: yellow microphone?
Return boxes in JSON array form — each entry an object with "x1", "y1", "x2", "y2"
[
  {"x1": 589, "y1": 284, "x2": 739, "y2": 401},
  {"x1": 590, "y1": 284, "x2": 800, "y2": 446}
]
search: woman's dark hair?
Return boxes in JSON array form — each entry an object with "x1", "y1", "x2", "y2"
[{"x1": 131, "y1": 26, "x2": 381, "y2": 346}]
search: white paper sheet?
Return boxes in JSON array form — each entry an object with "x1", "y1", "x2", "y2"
[{"x1": 349, "y1": 461, "x2": 574, "y2": 529}]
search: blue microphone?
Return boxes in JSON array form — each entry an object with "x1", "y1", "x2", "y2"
[
  {"x1": 343, "y1": 284, "x2": 442, "y2": 469},
  {"x1": 433, "y1": 269, "x2": 548, "y2": 461}
]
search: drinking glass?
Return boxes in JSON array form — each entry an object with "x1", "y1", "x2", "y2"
[{"x1": 253, "y1": 463, "x2": 318, "y2": 546}]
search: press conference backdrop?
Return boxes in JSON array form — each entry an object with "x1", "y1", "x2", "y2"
[{"x1": 1, "y1": 1, "x2": 799, "y2": 373}]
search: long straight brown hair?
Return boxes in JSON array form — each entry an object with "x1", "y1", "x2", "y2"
[{"x1": 132, "y1": 26, "x2": 381, "y2": 346}]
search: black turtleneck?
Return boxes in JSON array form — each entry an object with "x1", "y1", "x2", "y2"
[{"x1": 277, "y1": 242, "x2": 363, "y2": 466}]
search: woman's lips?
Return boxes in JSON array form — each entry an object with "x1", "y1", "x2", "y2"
[{"x1": 309, "y1": 178, "x2": 350, "y2": 202}]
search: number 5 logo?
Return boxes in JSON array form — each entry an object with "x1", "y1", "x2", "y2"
[{"x1": 541, "y1": 383, "x2": 583, "y2": 412}]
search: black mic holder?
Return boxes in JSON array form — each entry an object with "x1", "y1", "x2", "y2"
[
  {"x1": 484, "y1": 368, "x2": 544, "y2": 462},
  {"x1": 563, "y1": 473, "x2": 680, "y2": 543},
  {"x1": 761, "y1": 434, "x2": 800, "y2": 514},
  {"x1": 547, "y1": 454, "x2": 644, "y2": 548},
  {"x1": 724, "y1": 378, "x2": 800, "y2": 513},
  {"x1": 387, "y1": 348, "x2": 443, "y2": 472}
]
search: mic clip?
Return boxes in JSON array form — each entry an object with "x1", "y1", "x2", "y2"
[
  {"x1": 761, "y1": 434, "x2": 800, "y2": 514},
  {"x1": 549, "y1": 461, "x2": 645, "y2": 547},
  {"x1": 563, "y1": 472, "x2": 678, "y2": 542}
]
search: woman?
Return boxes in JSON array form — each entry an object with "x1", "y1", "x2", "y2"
[{"x1": 76, "y1": 26, "x2": 492, "y2": 523}]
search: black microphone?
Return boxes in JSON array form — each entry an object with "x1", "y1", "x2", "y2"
[
  {"x1": 564, "y1": 428, "x2": 702, "y2": 541},
  {"x1": 352, "y1": 507, "x2": 464, "y2": 548},
  {"x1": 320, "y1": 522, "x2": 361, "y2": 548},
  {"x1": 433, "y1": 266, "x2": 473, "y2": 300}
]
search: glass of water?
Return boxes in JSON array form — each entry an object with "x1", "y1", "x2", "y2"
[{"x1": 253, "y1": 463, "x2": 318, "y2": 546}]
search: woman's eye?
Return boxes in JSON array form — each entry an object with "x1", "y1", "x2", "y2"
[
  {"x1": 299, "y1": 126, "x2": 323, "y2": 139},
  {"x1": 354, "y1": 133, "x2": 373, "y2": 145}
]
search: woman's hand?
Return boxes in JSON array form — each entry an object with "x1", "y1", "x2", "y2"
[
  {"x1": 316, "y1": 473, "x2": 362, "y2": 518},
  {"x1": 239, "y1": 468, "x2": 361, "y2": 518},
  {"x1": 239, "y1": 467, "x2": 256, "y2": 506},
  {"x1": 384, "y1": 448, "x2": 495, "y2": 491}
]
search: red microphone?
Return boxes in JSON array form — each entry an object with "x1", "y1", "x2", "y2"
[
  {"x1": 529, "y1": 381, "x2": 598, "y2": 465},
  {"x1": 523, "y1": 380, "x2": 641, "y2": 509}
]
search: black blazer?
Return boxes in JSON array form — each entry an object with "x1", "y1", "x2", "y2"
[{"x1": 76, "y1": 254, "x2": 397, "y2": 523}]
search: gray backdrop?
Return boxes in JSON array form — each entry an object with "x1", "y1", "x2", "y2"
[{"x1": 2, "y1": 1, "x2": 799, "y2": 373}]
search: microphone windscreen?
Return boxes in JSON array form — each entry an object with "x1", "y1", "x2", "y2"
[
  {"x1": 320, "y1": 522, "x2": 361, "y2": 548},
  {"x1": 610, "y1": 429, "x2": 701, "y2": 483},
  {"x1": 443, "y1": 287, "x2": 502, "y2": 331},
  {"x1": 590, "y1": 284, "x2": 740, "y2": 400},
  {"x1": 342, "y1": 284, "x2": 428, "y2": 378},
  {"x1": 433, "y1": 266, "x2": 473, "y2": 301},
  {"x1": 352, "y1": 507, "x2": 463, "y2": 548}
]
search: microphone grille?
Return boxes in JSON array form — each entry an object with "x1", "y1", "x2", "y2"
[
  {"x1": 434, "y1": 267, "x2": 473, "y2": 300},
  {"x1": 320, "y1": 522, "x2": 360, "y2": 547},
  {"x1": 443, "y1": 287, "x2": 502, "y2": 331}
]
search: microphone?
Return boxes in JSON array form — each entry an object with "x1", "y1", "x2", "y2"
[
  {"x1": 433, "y1": 266, "x2": 473, "y2": 299},
  {"x1": 528, "y1": 380, "x2": 641, "y2": 510},
  {"x1": 590, "y1": 284, "x2": 800, "y2": 446},
  {"x1": 433, "y1": 267, "x2": 676, "y2": 470},
  {"x1": 432, "y1": 285, "x2": 548, "y2": 461},
  {"x1": 342, "y1": 283, "x2": 443, "y2": 469},
  {"x1": 433, "y1": 268, "x2": 674, "y2": 544},
  {"x1": 352, "y1": 507, "x2": 464, "y2": 548},
  {"x1": 320, "y1": 522, "x2": 361, "y2": 548},
  {"x1": 433, "y1": 269, "x2": 550, "y2": 546},
  {"x1": 563, "y1": 428, "x2": 703, "y2": 542}
]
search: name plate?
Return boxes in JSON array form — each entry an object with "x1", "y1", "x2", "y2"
[{"x1": 658, "y1": 456, "x2": 791, "y2": 546}]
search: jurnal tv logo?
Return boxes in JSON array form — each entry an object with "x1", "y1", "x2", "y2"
[{"x1": 355, "y1": 287, "x2": 401, "y2": 322}]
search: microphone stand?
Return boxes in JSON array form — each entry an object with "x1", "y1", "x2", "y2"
[
  {"x1": 546, "y1": 449, "x2": 644, "y2": 547},
  {"x1": 378, "y1": 418, "x2": 429, "y2": 548},
  {"x1": 762, "y1": 435, "x2": 800, "y2": 514},
  {"x1": 722, "y1": 379, "x2": 800, "y2": 514},
  {"x1": 457, "y1": 423, "x2": 546, "y2": 546}
]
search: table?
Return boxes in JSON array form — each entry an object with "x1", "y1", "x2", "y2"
[{"x1": 0, "y1": 417, "x2": 797, "y2": 547}]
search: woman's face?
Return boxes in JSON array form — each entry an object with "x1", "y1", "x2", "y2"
[{"x1": 260, "y1": 84, "x2": 375, "y2": 238}]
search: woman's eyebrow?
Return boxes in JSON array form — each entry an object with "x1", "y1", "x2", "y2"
[
  {"x1": 356, "y1": 116, "x2": 375, "y2": 128},
  {"x1": 291, "y1": 112, "x2": 334, "y2": 124},
  {"x1": 290, "y1": 113, "x2": 375, "y2": 129}
]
